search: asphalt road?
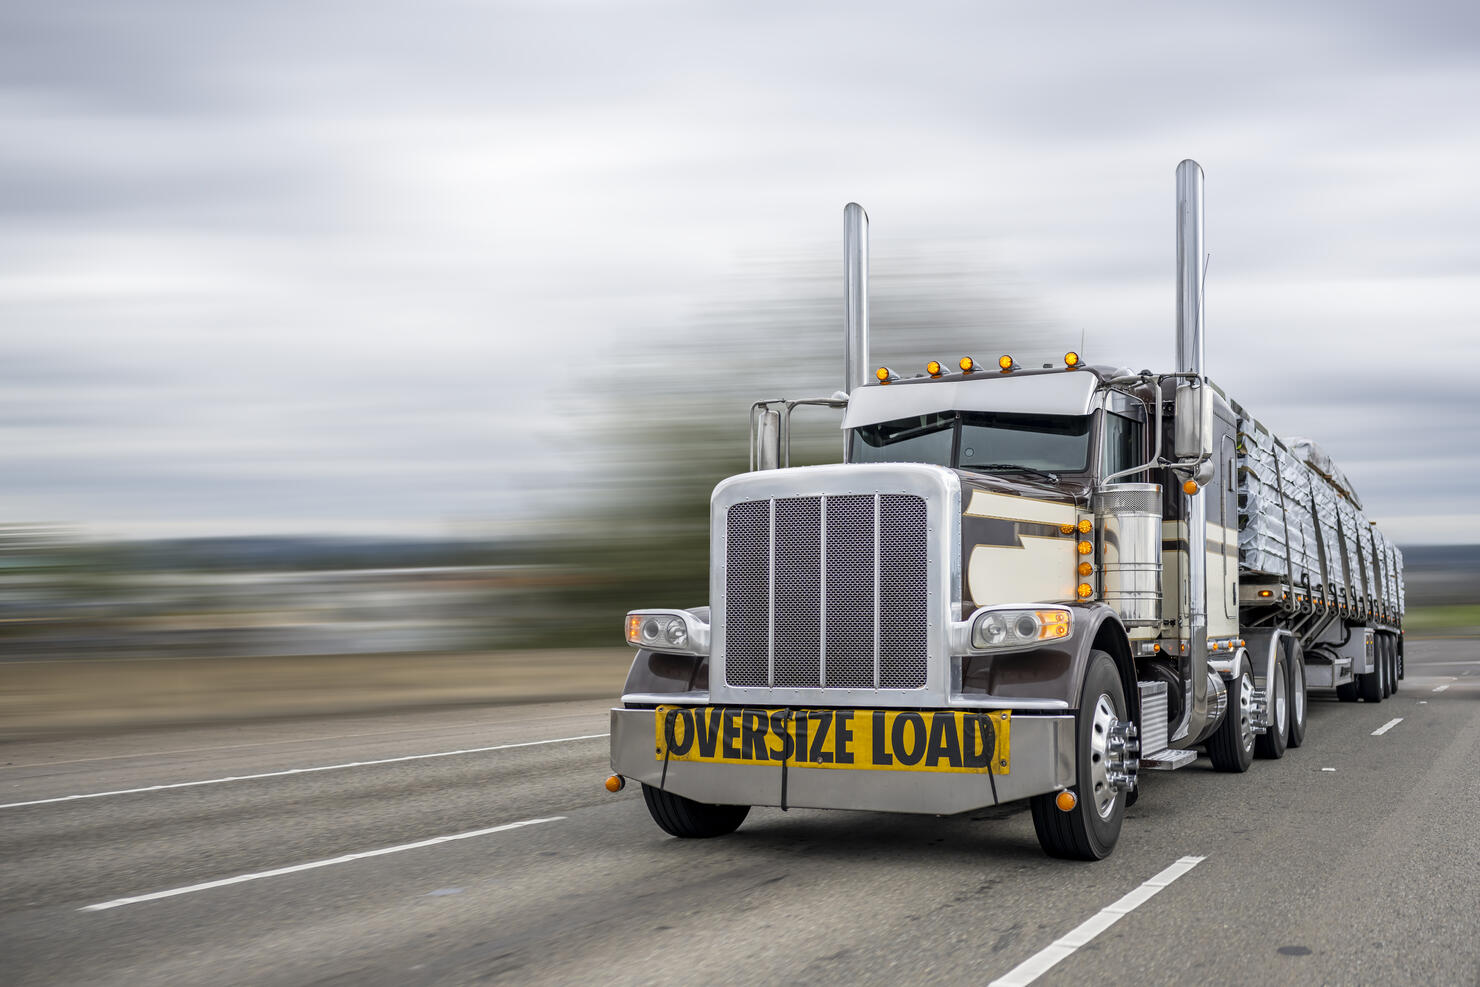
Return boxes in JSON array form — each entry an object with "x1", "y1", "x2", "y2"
[{"x1": 2, "y1": 641, "x2": 1477, "y2": 986}]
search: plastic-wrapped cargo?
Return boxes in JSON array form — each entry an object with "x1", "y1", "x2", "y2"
[{"x1": 1235, "y1": 408, "x2": 1403, "y2": 617}]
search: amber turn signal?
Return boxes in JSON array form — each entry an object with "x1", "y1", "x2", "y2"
[
  {"x1": 605, "y1": 775, "x2": 625, "y2": 793},
  {"x1": 1076, "y1": 519, "x2": 1092, "y2": 534},
  {"x1": 1182, "y1": 479, "x2": 1200, "y2": 495},
  {"x1": 1077, "y1": 583, "x2": 1094, "y2": 600},
  {"x1": 1078, "y1": 561, "x2": 1094, "y2": 576},
  {"x1": 1056, "y1": 790, "x2": 1078, "y2": 812},
  {"x1": 1077, "y1": 540, "x2": 1093, "y2": 556}
]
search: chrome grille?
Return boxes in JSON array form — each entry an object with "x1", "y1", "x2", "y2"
[{"x1": 724, "y1": 493, "x2": 928, "y2": 690}]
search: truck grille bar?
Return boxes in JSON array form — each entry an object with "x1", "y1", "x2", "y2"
[{"x1": 724, "y1": 493, "x2": 928, "y2": 690}]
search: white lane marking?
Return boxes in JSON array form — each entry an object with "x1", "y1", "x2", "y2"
[
  {"x1": 1371, "y1": 718, "x2": 1403, "y2": 736},
  {"x1": 1432, "y1": 684, "x2": 1450, "y2": 693},
  {"x1": 1, "y1": 734, "x2": 609, "y2": 810},
  {"x1": 1419, "y1": 701, "x2": 1429, "y2": 705},
  {"x1": 1321, "y1": 767, "x2": 1336, "y2": 772},
  {"x1": 81, "y1": 816, "x2": 563, "y2": 912},
  {"x1": 988, "y1": 855, "x2": 1205, "y2": 987}
]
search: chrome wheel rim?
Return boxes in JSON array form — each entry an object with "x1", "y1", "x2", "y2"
[
  {"x1": 1088, "y1": 694, "x2": 1120, "y2": 819},
  {"x1": 1293, "y1": 660, "x2": 1306, "y2": 727},
  {"x1": 1274, "y1": 662, "x2": 1288, "y2": 736},
  {"x1": 1238, "y1": 672, "x2": 1255, "y2": 752}
]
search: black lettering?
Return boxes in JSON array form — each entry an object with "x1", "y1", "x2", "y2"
[
  {"x1": 695, "y1": 707, "x2": 723, "y2": 758},
  {"x1": 871, "y1": 710, "x2": 894, "y2": 765},
  {"x1": 795, "y1": 714, "x2": 810, "y2": 763},
  {"x1": 722, "y1": 708, "x2": 742, "y2": 759},
  {"x1": 741, "y1": 709, "x2": 768, "y2": 761},
  {"x1": 665, "y1": 709, "x2": 695, "y2": 756},
  {"x1": 834, "y1": 711, "x2": 855, "y2": 764},
  {"x1": 962, "y1": 715, "x2": 995, "y2": 769},
  {"x1": 810, "y1": 710, "x2": 834, "y2": 764},
  {"x1": 768, "y1": 710, "x2": 793, "y2": 761},
  {"x1": 892, "y1": 712, "x2": 926, "y2": 766},
  {"x1": 926, "y1": 713, "x2": 962, "y2": 768}
]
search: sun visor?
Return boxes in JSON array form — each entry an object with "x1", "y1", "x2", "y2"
[{"x1": 841, "y1": 372, "x2": 1099, "y2": 429}]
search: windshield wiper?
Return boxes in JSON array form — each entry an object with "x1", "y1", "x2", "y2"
[{"x1": 964, "y1": 463, "x2": 1061, "y2": 484}]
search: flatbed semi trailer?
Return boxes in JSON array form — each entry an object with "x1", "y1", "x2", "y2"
[{"x1": 605, "y1": 160, "x2": 1404, "y2": 859}]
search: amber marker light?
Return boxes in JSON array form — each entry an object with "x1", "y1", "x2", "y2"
[
  {"x1": 1064, "y1": 351, "x2": 1080, "y2": 367},
  {"x1": 998, "y1": 354, "x2": 1014, "y2": 372},
  {"x1": 927, "y1": 360, "x2": 942, "y2": 377},
  {"x1": 1076, "y1": 519, "x2": 1092, "y2": 534},
  {"x1": 626, "y1": 615, "x2": 643, "y2": 644},
  {"x1": 1258, "y1": 589, "x2": 1273, "y2": 598},
  {"x1": 1056, "y1": 790, "x2": 1078, "y2": 812},
  {"x1": 604, "y1": 775, "x2": 625, "y2": 793},
  {"x1": 1077, "y1": 583, "x2": 1094, "y2": 599},
  {"x1": 959, "y1": 356, "x2": 976, "y2": 373},
  {"x1": 876, "y1": 366, "x2": 894, "y2": 383},
  {"x1": 1078, "y1": 561, "x2": 1094, "y2": 576},
  {"x1": 1060, "y1": 523, "x2": 1075, "y2": 535},
  {"x1": 1035, "y1": 610, "x2": 1071, "y2": 638},
  {"x1": 1077, "y1": 540, "x2": 1093, "y2": 555},
  {"x1": 1182, "y1": 479, "x2": 1200, "y2": 495}
]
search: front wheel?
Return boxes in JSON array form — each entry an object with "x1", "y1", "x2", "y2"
[
  {"x1": 1030, "y1": 650, "x2": 1129, "y2": 860},
  {"x1": 641, "y1": 784, "x2": 749, "y2": 838},
  {"x1": 1207, "y1": 669, "x2": 1255, "y2": 772}
]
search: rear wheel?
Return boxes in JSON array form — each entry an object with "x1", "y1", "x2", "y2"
[
  {"x1": 1379, "y1": 635, "x2": 1393, "y2": 698},
  {"x1": 1207, "y1": 669, "x2": 1255, "y2": 772},
  {"x1": 1255, "y1": 648, "x2": 1289, "y2": 759},
  {"x1": 641, "y1": 784, "x2": 749, "y2": 838},
  {"x1": 1286, "y1": 641, "x2": 1308, "y2": 749},
  {"x1": 1030, "y1": 651, "x2": 1129, "y2": 860},
  {"x1": 1385, "y1": 635, "x2": 1399, "y2": 695}
]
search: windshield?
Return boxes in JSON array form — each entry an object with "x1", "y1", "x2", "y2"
[{"x1": 850, "y1": 411, "x2": 1092, "y2": 473}]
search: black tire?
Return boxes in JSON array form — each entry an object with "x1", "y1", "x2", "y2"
[
  {"x1": 1286, "y1": 641, "x2": 1308, "y2": 749},
  {"x1": 641, "y1": 784, "x2": 749, "y2": 838},
  {"x1": 1030, "y1": 650, "x2": 1127, "y2": 861},
  {"x1": 1207, "y1": 668, "x2": 1255, "y2": 772},
  {"x1": 1336, "y1": 678, "x2": 1359, "y2": 702},
  {"x1": 1255, "y1": 648, "x2": 1289, "y2": 760},
  {"x1": 1379, "y1": 635, "x2": 1393, "y2": 698},
  {"x1": 1357, "y1": 652, "x2": 1383, "y2": 702},
  {"x1": 1386, "y1": 635, "x2": 1399, "y2": 695},
  {"x1": 1397, "y1": 638, "x2": 1405, "y2": 681}
]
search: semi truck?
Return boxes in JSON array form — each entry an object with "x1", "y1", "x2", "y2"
[{"x1": 605, "y1": 160, "x2": 1405, "y2": 860}]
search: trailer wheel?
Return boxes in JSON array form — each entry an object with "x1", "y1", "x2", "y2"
[
  {"x1": 1207, "y1": 669, "x2": 1255, "y2": 772},
  {"x1": 1029, "y1": 651, "x2": 1127, "y2": 860},
  {"x1": 1396, "y1": 638, "x2": 1404, "y2": 681},
  {"x1": 1286, "y1": 641, "x2": 1308, "y2": 749},
  {"x1": 1255, "y1": 648, "x2": 1289, "y2": 760},
  {"x1": 641, "y1": 784, "x2": 749, "y2": 839},
  {"x1": 1385, "y1": 635, "x2": 1399, "y2": 695},
  {"x1": 1357, "y1": 656, "x2": 1383, "y2": 703}
]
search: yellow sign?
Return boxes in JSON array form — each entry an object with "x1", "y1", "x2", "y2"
[{"x1": 654, "y1": 706, "x2": 1010, "y2": 775}]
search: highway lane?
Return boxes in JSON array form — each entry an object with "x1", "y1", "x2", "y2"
[{"x1": 1, "y1": 641, "x2": 1476, "y2": 985}]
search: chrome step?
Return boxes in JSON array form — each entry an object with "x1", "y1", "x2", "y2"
[{"x1": 1141, "y1": 748, "x2": 1197, "y2": 771}]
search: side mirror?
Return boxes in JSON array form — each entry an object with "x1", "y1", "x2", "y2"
[
  {"x1": 1173, "y1": 382, "x2": 1213, "y2": 462},
  {"x1": 754, "y1": 409, "x2": 781, "y2": 471}
]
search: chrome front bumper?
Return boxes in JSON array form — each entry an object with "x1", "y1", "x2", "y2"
[{"x1": 609, "y1": 706, "x2": 1075, "y2": 814}]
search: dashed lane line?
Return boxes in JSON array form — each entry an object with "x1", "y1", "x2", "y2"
[
  {"x1": 1, "y1": 734, "x2": 609, "y2": 810},
  {"x1": 987, "y1": 855, "x2": 1206, "y2": 986},
  {"x1": 80, "y1": 816, "x2": 564, "y2": 912},
  {"x1": 1371, "y1": 718, "x2": 1403, "y2": 736},
  {"x1": 1432, "y1": 684, "x2": 1451, "y2": 693}
]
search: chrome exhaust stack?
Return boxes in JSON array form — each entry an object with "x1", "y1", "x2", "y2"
[
  {"x1": 843, "y1": 203, "x2": 870, "y2": 395},
  {"x1": 1174, "y1": 159, "x2": 1215, "y2": 743}
]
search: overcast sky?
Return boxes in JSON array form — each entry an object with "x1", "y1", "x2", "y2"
[{"x1": 3, "y1": 0, "x2": 1478, "y2": 543}]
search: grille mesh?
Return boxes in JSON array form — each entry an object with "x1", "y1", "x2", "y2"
[{"x1": 723, "y1": 492, "x2": 929, "y2": 690}]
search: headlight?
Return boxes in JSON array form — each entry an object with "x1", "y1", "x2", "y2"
[
  {"x1": 968, "y1": 607, "x2": 1072, "y2": 651},
  {"x1": 624, "y1": 609, "x2": 708, "y2": 656}
]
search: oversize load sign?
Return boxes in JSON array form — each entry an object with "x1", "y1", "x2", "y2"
[{"x1": 654, "y1": 706, "x2": 1011, "y2": 775}]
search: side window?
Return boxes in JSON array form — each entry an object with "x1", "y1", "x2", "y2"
[{"x1": 1102, "y1": 413, "x2": 1144, "y2": 481}]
